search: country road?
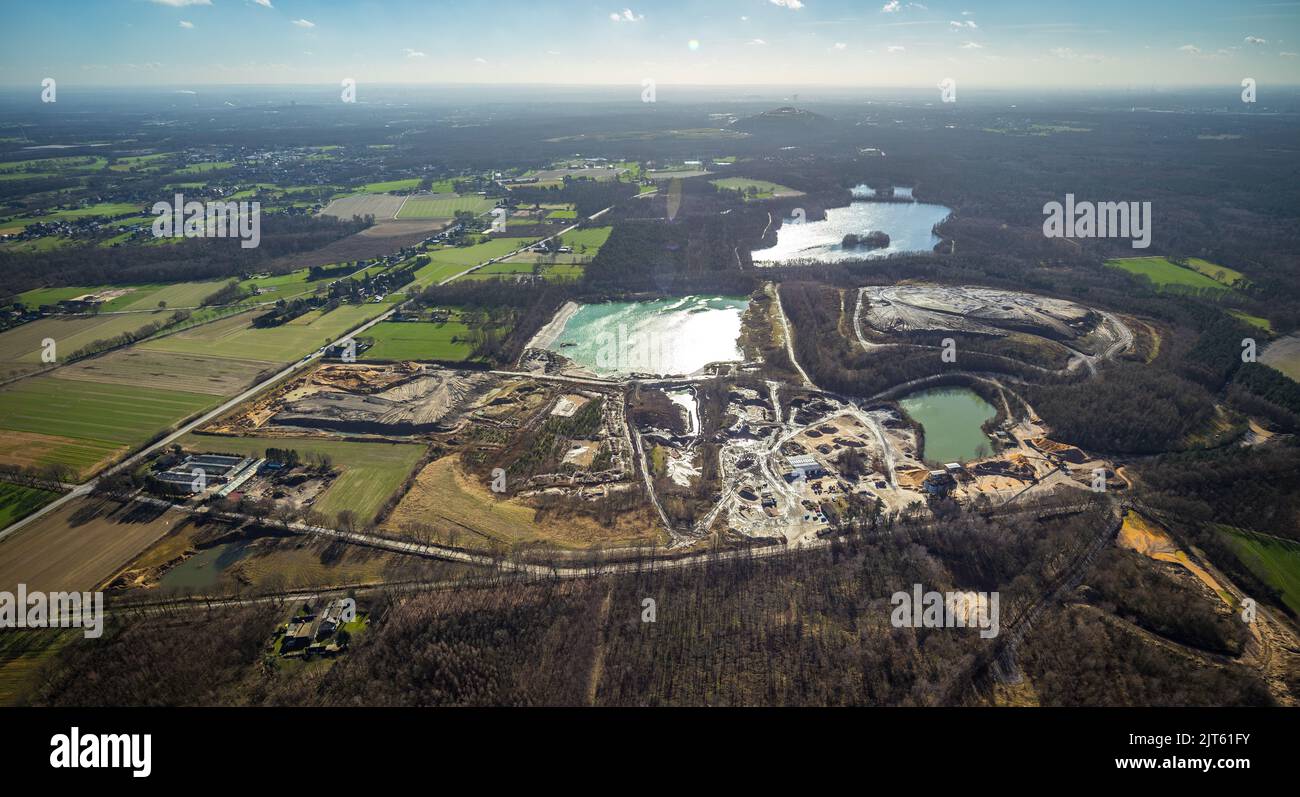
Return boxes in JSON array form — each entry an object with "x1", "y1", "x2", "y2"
[
  {"x1": 0, "y1": 202, "x2": 619, "y2": 547},
  {"x1": 771, "y1": 283, "x2": 813, "y2": 388},
  {"x1": 91, "y1": 492, "x2": 1119, "y2": 618}
]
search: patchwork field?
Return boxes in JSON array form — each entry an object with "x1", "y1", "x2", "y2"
[
  {"x1": 361, "y1": 320, "x2": 478, "y2": 362},
  {"x1": 0, "y1": 376, "x2": 216, "y2": 477},
  {"x1": 0, "y1": 312, "x2": 176, "y2": 380},
  {"x1": 141, "y1": 303, "x2": 389, "y2": 363},
  {"x1": 14, "y1": 279, "x2": 234, "y2": 314},
  {"x1": 412, "y1": 237, "x2": 538, "y2": 285},
  {"x1": 178, "y1": 433, "x2": 426, "y2": 525},
  {"x1": 54, "y1": 349, "x2": 278, "y2": 396},
  {"x1": 395, "y1": 193, "x2": 496, "y2": 219},
  {"x1": 0, "y1": 482, "x2": 60, "y2": 528},
  {"x1": 237, "y1": 264, "x2": 385, "y2": 302}
]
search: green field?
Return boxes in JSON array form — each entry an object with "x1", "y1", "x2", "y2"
[
  {"x1": 556, "y1": 225, "x2": 612, "y2": 253},
  {"x1": 0, "y1": 171, "x2": 56, "y2": 182},
  {"x1": 361, "y1": 319, "x2": 478, "y2": 362},
  {"x1": 709, "y1": 177, "x2": 802, "y2": 199},
  {"x1": 396, "y1": 194, "x2": 496, "y2": 219},
  {"x1": 1106, "y1": 256, "x2": 1229, "y2": 292},
  {"x1": 36, "y1": 202, "x2": 142, "y2": 222},
  {"x1": 540, "y1": 264, "x2": 583, "y2": 280},
  {"x1": 141, "y1": 302, "x2": 390, "y2": 363},
  {"x1": 175, "y1": 161, "x2": 233, "y2": 175},
  {"x1": 1185, "y1": 257, "x2": 1247, "y2": 287},
  {"x1": 178, "y1": 433, "x2": 426, "y2": 525},
  {"x1": 237, "y1": 264, "x2": 387, "y2": 300},
  {"x1": 14, "y1": 279, "x2": 234, "y2": 313},
  {"x1": 0, "y1": 482, "x2": 60, "y2": 528},
  {"x1": 455, "y1": 260, "x2": 583, "y2": 282},
  {"x1": 0, "y1": 377, "x2": 216, "y2": 477},
  {"x1": 358, "y1": 178, "x2": 421, "y2": 193},
  {"x1": 109, "y1": 153, "x2": 173, "y2": 172},
  {"x1": 412, "y1": 237, "x2": 536, "y2": 285},
  {"x1": 1229, "y1": 309, "x2": 1272, "y2": 332},
  {"x1": 0, "y1": 155, "x2": 106, "y2": 173},
  {"x1": 0, "y1": 237, "x2": 75, "y2": 255},
  {"x1": 1218, "y1": 526, "x2": 1300, "y2": 615}
]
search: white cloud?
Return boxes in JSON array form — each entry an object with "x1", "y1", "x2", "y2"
[
  {"x1": 1281, "y1": 51, "x2": 1298, "y2": 58},
  {"x1": 769, "y1": 0, "x2": 803, "y2": 9},
  {"x1": 253, "y1": 0, "x2": 273, "y2": 8},
  {"x1": 1177, "y1": 44, "x2": 1201, "y2": 54},
  {"x1": 748, "y1": 38, "x2": 768, "y2": 46},
  {"x1": 179, "y1": 20, "x2": 194, "y2": 29},
  {"x1": 150, "y1": 0, "x2": 211, "y2": 6},
  {"x1": 887, "y1": 44, "x2": 905, "y2": 52},
  {"x1": 291, "y1": 18, "x2": 315, "y2": 28},
  {"x1": 610, "y1": 8, "x2": 644, "y2": 22},
  {"x1": 960, "y1": 41, "x2": 983, "y2": 49},
  {"x1": 403, "y1": 48, "x2": 426, "y2": 58},
  {"x1": 882, "y1": 1, "x2": 900, "y2": 11},
  {"x1": 473, "y1": 57, "x2": 488, "y2": 64},
  {"x1": 832, "y1": 42, "x2": 848, "y2": 50},
  {"x1": 1245, "y1": 36, "x2": 1267, "y2": 45},
  {"x1": 950, "y1": 20, "x2": 977, "y2": 29}
]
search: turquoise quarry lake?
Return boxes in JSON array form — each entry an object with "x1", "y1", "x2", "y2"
[
  {"x1": 546, "y1": 296, "x2": 749, "y2": 376},
  {"x1": 898, "y1": 387, "x2": 997, "y2": 465}
]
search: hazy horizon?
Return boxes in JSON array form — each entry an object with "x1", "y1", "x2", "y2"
[{"x1": 3, "y1": 0, "x2": 1299, "y2": 90}]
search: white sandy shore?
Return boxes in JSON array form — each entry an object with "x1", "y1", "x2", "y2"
[{"x1": 526, "y1": 300, "x2": 581, "y2": 351}]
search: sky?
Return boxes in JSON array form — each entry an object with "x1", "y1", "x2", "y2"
[{"x1": 1, "y1": 0, "x2": 1299, "y2": 89}]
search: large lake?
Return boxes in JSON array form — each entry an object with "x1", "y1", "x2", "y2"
[
  {"x1": 898, "y1": 387, "x2": 997, "y2": 464},
  {"x1": 752, "y1": 187, "x2": 951, "y2": 265},
  {"x1": 547, "y1": 296, "x2": 748, "y2": 376}
]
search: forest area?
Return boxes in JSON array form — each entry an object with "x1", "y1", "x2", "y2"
[{"x1": 23, "y1": 502, "x2": 1280, "y2": 707}]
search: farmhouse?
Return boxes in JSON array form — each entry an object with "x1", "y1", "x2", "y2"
[{"x1": 150, "y1": 454, "x2": 258, "y2": 496}]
